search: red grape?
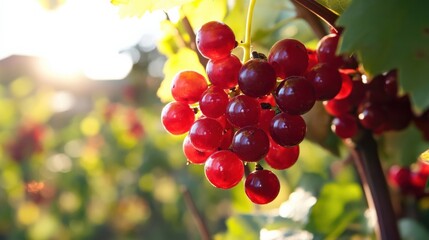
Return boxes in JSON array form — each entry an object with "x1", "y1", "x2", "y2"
[
  {"x1": 171, "y1": 71, "x2": 208, "y2": 104},
  {"x1": 183, "y1": 135, "x2": 213, "y2": 164},
  {"x1": 226, "y1": 95, "x2": 261, "y2": 127},
  {"x1": 196, "y1": 21, "x2": 236, "y2": 60},
  {"x1": 199, "y1": 86, "x2": 229, "y2": 118},
  {"x1": 161, "y1": 101, "x2": 195, "y2": 135},
  {"x1": 335, "y1": 71, "x2": 353, "y2": 99},
  {"x1": 245, "y1": 169, "x2": 280, "y2": 204},
  {"x1": 306, "y1": 63, "x2": 342, "y2": 100},
  {"x1": 316, "y1": 33, "x2": 343, "y2": 68},
  {"x1": 265, "y1": 139, "x2": 299, "y2": 170},
  {"x1": 204, "y1": 150, "x2": 244, "y2": 189},
  {"x1": 231, "y1": 126, "x2": 269, "y2": 162},
  {"x1": 268, "y1": 39, "x2": 308, "y2": 78},
  {"x1": 206, "y1": 54, "x2": 242, "y2": 89},
  {"x1": 331, "y1": 114, "x2": 358, "y2": 138},
  {"x1": 189, "y1": 118, "x2": 224, "y2": 152}
]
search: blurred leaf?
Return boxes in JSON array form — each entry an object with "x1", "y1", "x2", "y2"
[
  {"x1": 181, "y1": 0, "x2": 228, "y2": 31},
  {"x1": 380, "y1": 125, "x2": 428, "y2": 166},
  {"x1": 157, "y1": 47, "x2": 206, "y2": 103},
  {"x1": 316, "y1": 0, "x2": 351, "y2": 14},
  {"x1": 114, "y1": 0, "x2": 196, "y2": 17},
  {"x1": 337, "y1": 0, "x2": 429, "y2": 111},
  {"x1": 224, "y1": 0, "x2": 246, "y2": 43},
  {"x1": 399, "y1": 218, "x2": 429, "y2": 240}
]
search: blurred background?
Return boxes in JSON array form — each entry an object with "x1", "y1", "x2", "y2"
[{"x1": 0, "y1": 0, "x2": 428, "y2": 239}]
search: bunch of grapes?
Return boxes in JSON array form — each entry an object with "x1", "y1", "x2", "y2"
[
  {"x1": 160, "y1": 21, "x2": 416, "y2": 204},
  {"x1": 388, "y1": 161, "x2": 429, "y2": 198}
]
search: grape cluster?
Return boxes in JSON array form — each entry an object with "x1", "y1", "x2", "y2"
[
  {"x1": 388, "y1": 161, "x2": 429, "y2": 198},
  {"x1": 160, "y1": 21, "x2": 402, "y2": 204}
]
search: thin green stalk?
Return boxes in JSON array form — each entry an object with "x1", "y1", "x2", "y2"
[{"x1": 240, "y1": 0, "x2": 257, "y2": 62}]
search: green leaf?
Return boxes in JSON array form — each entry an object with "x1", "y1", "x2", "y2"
[
  {"x1": 399, "y1": 218, "x2": 429, "y2": 240},
  {"x1": 337, "y1": 0, "x2": 429, "y2": 111},
  {"x1": 316, "y1": 0, "x2": 351, "y2": 15},
  {"x1": 181, "y1": 0, "x2": 228, "y2": 31},
  {"x1": 113, "y1": 0, "x2": 196, "y2": 17}
]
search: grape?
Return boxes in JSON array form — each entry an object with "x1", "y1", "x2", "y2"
[
  {"x1": 189, "y1": 118, "x2": 224, "y2": 152},
  {"x1": 238, "y1": 58, "x2": 277, "y2": 98},
  {"x1": 265, "y1": 139, "x2": 299, "y2": 170},
  {"x1": 226, "y1": 95, "x2": 261, "y2": 127},
  {"x1": 306, "y1": 63, "x2": 342, "y2": 100},
  {"x1": 334, "y1": 71, "x2": 353, "y2": 99},
  {"x1": 206, "y1": 54, "x2": 242, "y2": 89},
  {"x1": 383, "y1": 95, "x2": 413, "y2": 131},
  {"x1": 388, "y1": 165, "x2": 412, "y2": 191},
  {"x1": 358, "y1": 103, "x2": 387, "y2": 130},
  {"x1": 258, "y1": 108, "x2": 275, "y2": 133},
  {"x1": 270, "y1": 113, "x2": 306, "y2": 147},
  {"x1": 384, "y1": 70, "x2": 398, "y2": 99},
  {"x1": 331, "y1": 114, "x2": 358, "y2": 138},
  {"x1": 268, "y1": 39, "x2": 308, "y2": 78},
  {"x1": 323, "y1": 98, "x2": 353, "y2": 117},
  {"x1": 171, "y1": 71, "x2": 208, "y2": 104},
  {"x1": 306, "y1": 48, "x2": 318, "y2": 72},
  {"x1": 196, "y1": 21, "x2": 236, "y2": 60},
  {"x1": 275, "y1": 76, "x2": 316, "y2": 115},
  {"x1": 245, "y1": 169, "x2": 280, "y2": 204},
  {"x1": 199, "y1": 86, "x2": 229, "y2": 118},
  {"x1": 316, "y1": 33, "x2": 343, "y2": 68},
  {"x1": 204, "y1": 150, "x2": 244, "y2": 189},
  {"x1": 231, "y1": 126, "x2": 269, "y2": 162},
  {"x1": 161, "y1": 101, "x2": 195, "y2": 135},
  {"x1": 183, "y1": 135, "x2": 213, "y2": 164}
]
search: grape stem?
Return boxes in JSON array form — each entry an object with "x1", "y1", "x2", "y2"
[
  {"x1": 347, "y1": 131, "x2": 400, "y2": 240},
  {"x1": 181, "y1": 186, "x2": 211, "y2": 240},
  {"x1": 291, "y1": 0, "x2": 339, "y2": 31},
  {"x1": 239, "y1": 0, "x2": 257, "y2": 63}
]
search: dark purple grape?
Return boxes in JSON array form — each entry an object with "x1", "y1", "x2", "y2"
[
  {"x1": 231, "y1": 126, "x2": 269, "y2": 162},
  {"x1": 226, "y1": 95, "x2": 261, "y2": 127},
  {"x1": 268, "y1": 39, "x2": 308, "y2": 78},
  {"x1": 331, "y1": 114, "x2": 358, "y2": 138},
  {"x1": 306, "y1": 63, "x2": 342, "y2": 101},
  {"x1": 270, "y1": 113, "x2": 306, "y2": 147},
  {"x1": 245, "y1": 169, "x2": 280, "y2": 204},
  {"x1": 238, "y1": 58, "x2": 277, "y2": 98},
  {"x1": 275, "y1": 76, "x2": 316, "y2": 115}
]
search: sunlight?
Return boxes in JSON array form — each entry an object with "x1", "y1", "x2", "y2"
[{"x1": 0, "y1": 0, "x2": 166, "y2": 82}]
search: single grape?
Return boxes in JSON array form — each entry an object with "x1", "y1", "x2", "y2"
[
  {"x1": 245, "y1": 168, "x2": 280, "y2": 204},
  {"x1": 265, "y1": 139, "x2": 299, "y2": 170},
  {"x1": 323, "y1": 98, "x2": 352, "y2": 117},
  {"x1": 275, "y1": 76, "x2": 316, "y2": 115},
  {"x1": 317, "y1": 33, "x2": 343, "y2": 68},
  {"x1": 226, "y1": 95, "x2": 261, "y2": 127},
  {"x1": 358, "y1": 103, "x2": 387, "y2": 130},
  {"x1": 331, "y1": 114, "x2": 358, "y2": 139},
  {"x1": 258, "y1": 108, "x2": 275, "y2": 133},
  {"x1": 206, "y1": 54, "x2": 242, "y2": 89},
  {"x1": 171, "y1": 71, "x2": 208, "y2": 104},
  {"x1": 231, "y1": 126, "x2": 269, "y2": 162},
  {"x1": 306, "y1": 63, "x2": 342, "y2": 100},
  {"x1": 268, "y1": 38, "x2": 308, "y2": 78},
  {"x1": 270, "y1": 113, "x2": 306, "y2": 147},
  {"x1": 334, "y1": 71, "x2": 353, "y2": 99},
  {"x1": 238, "y1": 58, "x2": 277, "y2": 98},
  {"x1": 204, "y1": 150, "x2": 244, "y2": 189},
  {"x1": 199, "y1": 86, "x2": 229, "y2": 118},
  {"x1": 196, "y1": 21, "x2": 236, "y2": 60},
  {"x1": 383, "y1": 95, "x2": 413, "y2": 131},
  {"x1": 183, "y1": 135, "x2": 214, "y2": 164},
  {"x1": 161, "y1": 101, "x2": 195, "y2": 135},
  {"x1": 388, "y1": 165, "x2": 412, "y2": 191},
  {"x1": 189, "y1": 118, "x2": 224, "y2": 152}
]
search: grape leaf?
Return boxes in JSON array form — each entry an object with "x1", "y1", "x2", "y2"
[
  {"x1": 337, "y1": 0, "x2": 429, "y2": 111},
  {"x1": 112, "y1": 0, "x2": 196, "y2": 17},
  {"x1": 316, "y1": 0, "x2": 351, "y2": 14}
]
